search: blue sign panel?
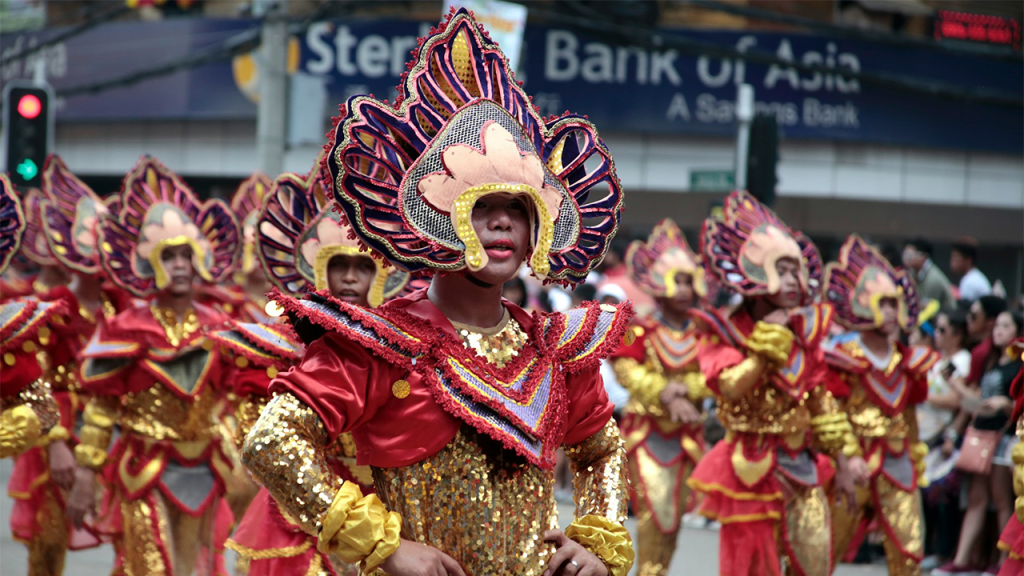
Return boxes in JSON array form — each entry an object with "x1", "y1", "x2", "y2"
[{"x1": 2, "y1": 17, "x2": 1020, "y2": 153}]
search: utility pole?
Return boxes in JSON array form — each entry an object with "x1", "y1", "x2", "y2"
[
  {"x1": 255, "y1": 0, "x2": 287, "y2": 175},
  {"x1": 734, "y1": 83, "x2": 754, "y2": 191}
]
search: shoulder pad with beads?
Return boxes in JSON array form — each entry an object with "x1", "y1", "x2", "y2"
[
  {"x1": 903, "y1": 344, "x2": 940, "y2": 378},
  {"x1": 207, "y1": 322, "x2": 303, "y2": 369},
  {"x1": 270, "y1": 289, "x2": 425, "y2": 367},
  {"x1": 690, "y1": 307, "x2": 747, "y2": 350},
  {"x1": 544, "y1": 300, "x2": 634, "y2": 372},
  {"x1": 0, "y1": 298, "x2": 67, "y2": 352},
  {"x1": 788, "y1": 303, "x2": 833, "y2": 349}
]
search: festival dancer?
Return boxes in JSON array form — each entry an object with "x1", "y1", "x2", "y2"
[
  {"x1": 242, "y1": 9, "x2": 634, "y2": 576},
  {"x1": 8, "y1": 155, "x2": 135, "y2": 575},
  {"x1": 196, "y1": 173, "x2": 274, "y2": 323},
  {"x1": 686, "y1": 190, "x2": 867, "y2": 576},
  {"x1": 997, "y1": 338, "x2": 1023, "y2": 576},
  {"x1": 67, "y1": 156, "x2": 241, "y2": 576},
  {"x1": 1, "y1": 187, "x2": 69, "y2": 301},
  {"x1": 1, "y1": 173, "x2": 63, "y2": 461},
  {"x1": 220, "y1": 163, "x2": 410, "y2": 576},
  {"x1": 822, "y1": 235, "x2": 937, "y2": 576},
  {"x1": 611, "y1": 218, "x2": 709, "y2": 576}
]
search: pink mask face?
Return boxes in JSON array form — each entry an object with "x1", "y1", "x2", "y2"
[{"x1": 740, "y1": 224, "x2": 804, "y2": 295}]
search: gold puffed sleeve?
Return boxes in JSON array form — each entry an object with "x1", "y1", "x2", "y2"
[
  {"x1": 611, "y1": 357, "x2": 667, "y2": 409},
  {"x1": 903, "y1": 405, "x2": 929, "y2": 487},
  {"x1": 563, "y1": 419, "x2": 635, "y2": 576},
  {"x1": 682, "y1": 370, "x2": 711, "y2": 403},
  {"x1": 242, "y1": 393, "x2": 400, "y2": 573},
  {"x1": 233, "y1": 394, "x2": 269, "y2": 450},
  {"x1": 0, "y1": 406, "x2": 41, "y2": 458},
  {"x1": 717, "y1": 355, "x2": 768, "y2": 402},
  {"x1": 746, "y1": 321, "x2": 794, "y2": 366},
  {"x1": 74, "y1": 395, "x2": 120, "y2": 469},
  {"x1": 806, "y1": 385, "x2": 861, "y2": 459},
  {"x1": 1, "y1": 379, "x2": 62, "y2": 458}
]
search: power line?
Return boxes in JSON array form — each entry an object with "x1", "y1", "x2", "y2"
[
  {"x1": 1, "y1": 4, "x2": 132, "y2": 67},
  {"x1": 681, "y1": 0, "x2": 1023, "y2": 62}
]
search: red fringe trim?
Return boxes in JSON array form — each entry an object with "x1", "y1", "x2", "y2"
[{"x1": 1, "y1": 297, "x2": 68, "y2": 349}]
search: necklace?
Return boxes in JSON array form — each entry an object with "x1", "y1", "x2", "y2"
[
  {"x1": 451, "y1": 309, "x2": 529, "y2": 369},
  {"x1": 151, "y1": 303, "x2": 200, "y2": 347}
]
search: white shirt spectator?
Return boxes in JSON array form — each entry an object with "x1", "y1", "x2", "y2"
[
  {"x1": 917, "y1": 349, "x2": 971, "y2": 444},
  {"x1": 958, "y1": 267, "x2": 992, "y2": 302}
]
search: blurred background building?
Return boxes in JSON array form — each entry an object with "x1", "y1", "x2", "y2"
[{"x1": 1, "y1": 0, "x2": 1022, "y2": 293}]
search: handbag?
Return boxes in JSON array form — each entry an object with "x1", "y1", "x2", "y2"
[{"x1": 954, "y1": 426, "x2": 1002, "y2": 475}]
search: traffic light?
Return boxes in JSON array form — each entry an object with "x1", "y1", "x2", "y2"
[
  {"x1": 746, "y1": 114, "x2": 779, "y2": 207},
  {"x1": 4, "y1": 83, "x2": 53, "y2": 189}
]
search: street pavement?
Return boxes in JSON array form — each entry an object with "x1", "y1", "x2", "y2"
[{"x1": 0, "y1": 458, "x2": 888, "y2": 575}]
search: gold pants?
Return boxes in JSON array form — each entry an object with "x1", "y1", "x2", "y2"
[
  {"x1": 779, "y1": 478, "x2": 832, "y2": 576},
  {"x1": 26, "y1": 487, "x2": 69, "y2": 576},
  {"x1": 831, "y1": 476, "x2": 923, "y2": 576},
  {"x1": 629, "y1": 448, "x2": 694, "y2": 576},
  {"x1": 118, "y1": 492, "x2": 216, "y2": 576}
]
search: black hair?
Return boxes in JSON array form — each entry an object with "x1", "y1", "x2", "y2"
[
  {"x1": 977, "y1": 295, "x2": 1007, "y2": 321},
  {"x1": 501, "y1": 277, "x2": 528, "y2": 308},
  {"x1": 950, "y1": 242, "x2": 977, "y2": 262},
  {"x1": 938, "y1": 309, "x2": 968, "y2": 346},
  {"x1": 1005, "y1": 311, "x2": 1024, "y2": 337},
  {"x1": 905, "y1": 237, "x2": 933, "y2": 256},
  {"x1": 574, "y1": 283, "x2": 597, "y2": 302}
]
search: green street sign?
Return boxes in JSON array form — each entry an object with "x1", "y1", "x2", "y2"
[{"x1": 690, "y1": 170, "x2": 734, "y2": 192}]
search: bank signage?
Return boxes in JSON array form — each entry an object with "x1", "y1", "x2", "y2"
[{"x1": 2, "y1": 16, "x2": 1019, "y2": 153}]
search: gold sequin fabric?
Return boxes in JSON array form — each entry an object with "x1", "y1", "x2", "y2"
[
  {"x1": 837, "y1": 374, "x2": 911, "y2": 441},
  {"x1": 451, "y1": 309, "x2": 529, "y2": 369},
  {"x1": 150, "y1": 304, "x2": 200, "y2": 348},
  {"x1": 632, "y1": 456, "x2": 694, "y2": 576},
  {"x1": 373, "y1": 426, "x2": 561, "y2": 575},
  {"x1": 242, "y1": 393, "x2": 342, "y2": 535},
  {"x1": 120, "y1": 495, "x2": 173, "y2": 576},
  {"x1": 565, "y1": 419, "x2": 630, "y2": 524},
  {"x1": 27, "y1": 486, "x2": 70, "y2": 576},
  {"x1": 120, "y1": 383, "x2": 221, "y2": 442},
  {"x1": 831, "y1": 477, "x2": 922, "y2": 575},
  {"x1": 234, "y1": 394, "x2": 269, "y2": 449},
  {"x1": 780, "y1": 477, "x2": 831, "y2": 576}
]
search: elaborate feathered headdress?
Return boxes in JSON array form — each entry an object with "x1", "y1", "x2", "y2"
[
  {"x1": 98, "y1": 156, "x2": 241, "y2": 297},
  {"x1": 39, "y1": 155, "x2": 113, "y2": 275},
  {"x1": 323, "y1": 8, "x2": 623, "y2": 286},
  {"x1": 0, "y1": 174, "x2": 27, "y2": 275},
  {"x1": 627, "y1": 218, "x2": 706, "y2": 299},
  {"x1": 824, "y1": 234, "x2": 918, "y2": 331},
  {"x1": 231, "y1": 172, "x2": 273, "y2": 277},
  {"x1": 19, "y1": 187, "x2": 58, "y2": 267},
  {"x1": 701, "y1": 191, "x2": 822, "y2": 304},
  {"x1": 257, "y1": 157, "x2": 408, "y2": 308}
]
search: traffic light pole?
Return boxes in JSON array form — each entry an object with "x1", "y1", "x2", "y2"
[
  {"x1": 734, "y1": 84, "x2": 754, "y2": 192},
  {"x1": 255, "y1": 1, "x2": 288, "y2": 176}
]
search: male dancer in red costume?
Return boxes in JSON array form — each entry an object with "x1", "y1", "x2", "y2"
[
  {"x1": 220, "y1": 160, "x2": 409, "y2": 576},
  {"x1": 242, "y1": 9, "x2": 634, "y2": 576},
  {"x1": 67, "y1": 157, "x2": 241, "y2": 576},
  {"x1": 8, "y1": 155, "x2": 133, "y2": 575},
  {"x1": 822, "y1": 235, "x2": 937, "y2": 576},
  {"x1": 612, "y1": 219, "x2": 709, "y2": 576},
  {"x1": 687, "y1": 190, "x2": 868, "y2": 576}
]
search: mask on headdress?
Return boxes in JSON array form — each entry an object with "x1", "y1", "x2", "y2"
[
  {"x1": 627, "y1": 219, "x2": 706, "y2": 299},
  {"x1": 0, "y1": 175, "x2": 27, "y2": 275},
  {"x1": 322, "y1": 8, "x2": 623, "y2": 286},
  {"x1": 824, "y1": 234, "x2": 918, "y2": 331},
  {"x1": 99, "y1": 156, "x2": 241, "y2": 297},
  {"x1": 231, "y1": 172, "x2": 273, "y2": 278},
  {"x1": 39, "y1": 155, "x2": 114, "y2": 275},
  {"x1": 702, "y1": 190, "x2": 821, "y2": 304},
  {"x1": 257, "y1": 156, "x2": 408, "y2": 308}
]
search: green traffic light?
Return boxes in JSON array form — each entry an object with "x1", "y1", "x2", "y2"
[{"x1": 15, "y1": 158, "x2": 38, "y2": 181}]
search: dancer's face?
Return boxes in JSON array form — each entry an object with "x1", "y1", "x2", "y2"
[
  {"x1": 767, "y1": 257, "x2": 801, "y2": 309},
  {"x1": 659, "y1": 272, "x2": 695, "y2": 316},
  {"x1": 878, "y1": 297, "x2": 899, "y2": 334},
  {"x1": 469, "y1": 193, "x2": 530, "y2": 286},
  {"x1": 160, "y1": 244, "x2": 195, "y2": 297},
  {"x1": 326, "y1": 254, "x2": 374, "y2": 307}
]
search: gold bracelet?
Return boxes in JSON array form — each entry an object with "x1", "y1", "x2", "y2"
[{"x1": 74, "y1": 444, "x2": 108, "y2": 469}]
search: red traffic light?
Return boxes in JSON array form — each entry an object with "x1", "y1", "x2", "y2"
[{"x1": 17, "y1": 94, "x2": 42, "y2": 119}]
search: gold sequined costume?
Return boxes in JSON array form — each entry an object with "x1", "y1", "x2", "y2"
[
  {"x1": 821, "y1": 235, "x2": 938, "y2": 576},
  {"x1": 73, "y1": 156, "x2": 243, "y2": 576},
  {"x1": 244, "y1": 291, "x2": 636, "y2": 575}
]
